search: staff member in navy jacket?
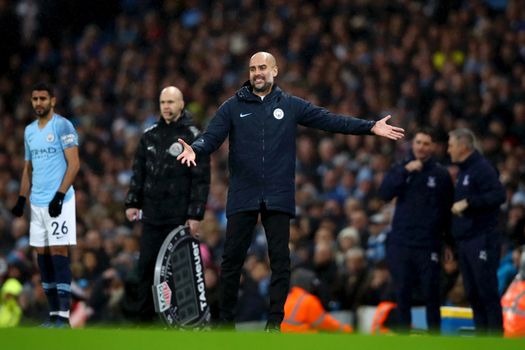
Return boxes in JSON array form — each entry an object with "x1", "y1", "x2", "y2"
[
  {"x1": 379, "y1": 128, "x2": 453, "y2": 333},
  {"x1": 448, "y1": 128, "x2": 505, "y2": 335},
  {"x1": 177, "y1": 52, "x2": 405, "y2": 331}
]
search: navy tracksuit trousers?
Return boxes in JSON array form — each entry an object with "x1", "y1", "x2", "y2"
[
  {"x1": 218, "y1": 205, "x2": 291, "y2": 325},
  {"x1": 387, "y1": 242, "x2": 441, "y2": 332},
  {"x1": 457, "y1": 234, "x2": 503, "y2": 335}
]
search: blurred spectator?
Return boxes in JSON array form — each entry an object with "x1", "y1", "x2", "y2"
[
  {"x1": 501, "y1": 246, "x2": 525, "y2": 337},
  {"x1": 282, "y1": 268, "x2": 353, "y2": 333},
  {"x1": 0, "y1": 278, "x2": 23, "y2": 327},
  {"x1": 346, "y1": 208, "x2": 370, "y2": 248},
  {"x1": 440, "y1": 253, "x2": 467, "y2": 306},
  {"x1": 361, "y1": 262, "x2": 394, "y2": 306},
  {"x1": 365, "y1": 213, "x2": 389, "y2": 264},
  {"x1": 85, "y1": 268, "x2": 125, "y2": 324},
  {"x1": 311, "y1": 240, "x2": 339, "y2": 310},
  {"x1": 335, "y1": 227, "x2": 360, "y2": 268},
  {"x1": 235, "y1": 258, "x2": 268, "y2": 323},
  {"x1": 498, "y1": 247, "x2": 522, "y2": 295},
  {"x1": 338, "y1": 247, "x2": 372, "y2": 314}
]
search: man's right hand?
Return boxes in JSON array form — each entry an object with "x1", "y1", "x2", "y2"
[
  {"x1": 444, "y1": 246, "x2": 454, "y2": 263},
  {"x1": 126, "y1": 208, "x2": 141, "y2": 222},
  {"x1": 405, "y1": 160, "x2": 423, "y2": 172},
  {"x1": 11, "y1": 196, "x2": 26, "y2": 217},
  {"x1": 451, "y1": 199, "x2": 468, "y2": 216},
  {"x1": 176, "y1": 138, "x2": 197, "y2": 167}
]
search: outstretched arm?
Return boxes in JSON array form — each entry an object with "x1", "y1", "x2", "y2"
[
  {"x1": 177, "y1": 138, "x2": 197, "y2": 167},
  {"x1": 371, "y1": 115, "x2": 405, "y2": 140},
  {"x1": 294, "y1": 96, "x2": 404, "y2": 139}
]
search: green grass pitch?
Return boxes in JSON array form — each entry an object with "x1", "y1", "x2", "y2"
[{"x1": 1, "y1": 328, "x2": 524, "y2": 350}]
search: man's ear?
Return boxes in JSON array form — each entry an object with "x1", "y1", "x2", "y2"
[
  {"x1": 51, "y1": 96, "x2": 57, "y2": 108},
  {"x1": 273, "y1": 66, "x2": 278, "y2": 78}
]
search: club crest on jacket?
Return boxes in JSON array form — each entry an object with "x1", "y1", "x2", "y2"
[{"x1": 273, "y1": 108, "x2": 284, "y2": 120}]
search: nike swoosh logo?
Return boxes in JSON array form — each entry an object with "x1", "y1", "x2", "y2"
[{"x1": 240, "y1": 113, "x2": 253, "y2": 118}]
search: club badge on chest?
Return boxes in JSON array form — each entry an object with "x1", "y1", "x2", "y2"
[{"x1": 169, "y1": 142, "x2": 184, "y2": 157}]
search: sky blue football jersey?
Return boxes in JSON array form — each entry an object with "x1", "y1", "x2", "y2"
[{"x1": 24, "y1": 114, "x2": 78, "y2": 206}]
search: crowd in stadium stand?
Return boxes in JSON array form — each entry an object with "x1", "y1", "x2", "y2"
[{"x1": 1, "y1": 0, "x2": 525, "y2": 327}]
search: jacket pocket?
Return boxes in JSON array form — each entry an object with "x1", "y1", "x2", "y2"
[{"x1": 452, "y1": 215, "x2": 473, "y2": 236}]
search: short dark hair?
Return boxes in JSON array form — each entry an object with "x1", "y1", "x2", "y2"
[
  {"x1": 413, "y1": 126, "x2": 436, "y2": 142},
  {"x1": 31, "y1": 82, "x2": 54, "y2": 97}
]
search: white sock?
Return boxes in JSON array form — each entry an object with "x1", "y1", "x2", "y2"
[{"x1": 58, "y1": 310, "x2": 70, "y2": 318}]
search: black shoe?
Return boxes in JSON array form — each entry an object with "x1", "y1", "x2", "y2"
[
  {"x1": 55, "y1": 316, "x2": 71, "y2": 328},
  {"x1": 264, "y1": 321, "x2": 281, "y2": 333},
  {"x1": 39, "y1": 315, "x2": 57, "y2": 328}
]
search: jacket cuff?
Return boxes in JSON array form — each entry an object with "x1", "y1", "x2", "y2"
[
  {"x1": 124, "y1": 195, "x2": 141, "y2": 209},
  {"x1": 367, "y1": 120, "x2": 377, "y2": 135},
  {"x1": 464, "y1": 196, "x2": 476, "y2": 208},
  {"x1": 187, "y1": 203, "x2": 206, "y2": 220},
  {"x1": 191, "y1": 143, "x2": 205, "y2": 156}
]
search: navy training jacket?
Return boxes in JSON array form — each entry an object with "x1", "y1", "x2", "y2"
[
  {"x1": 379, "y1": 156, "x2": 454, "y2": 248},
  {"x1": 451, "y1": 150, "x2": 505, "y2": 240},
  {"x1": 192, "y1": 82, "x2": 376, "y2": 216}
]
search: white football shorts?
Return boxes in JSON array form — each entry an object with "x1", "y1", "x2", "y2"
[{"x1": 29, "y1": 194, "x2": 77, "y2": 247}]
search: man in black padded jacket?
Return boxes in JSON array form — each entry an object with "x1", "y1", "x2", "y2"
[{"x1": 123, "y1": 86, "x2": 210, "y2": 323}]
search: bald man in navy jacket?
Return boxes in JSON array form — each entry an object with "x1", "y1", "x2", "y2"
[{"x1": 177, "y1": 52, "x2": 405, "y2": 331}]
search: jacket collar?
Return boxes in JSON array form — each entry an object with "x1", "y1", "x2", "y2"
[
  {"x1": 236, "y1": 81, "x2": 282, "y2": 102},
  {"x1": 405, "y1": 152, "x2": 435, "y2": 170},
  {"x1": 458, "y1": 150, "x2": 481, "y2": 170},
  {"x1": 157, "y1": 109, "x2": 192, "y2": 128}
]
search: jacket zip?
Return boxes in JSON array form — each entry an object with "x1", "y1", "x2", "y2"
[{"x1": 262, "y1": 102, "x2": 266, "y2": 205}]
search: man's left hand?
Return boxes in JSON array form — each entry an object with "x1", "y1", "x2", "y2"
[
  {"x1": 444, "y1": 246, "x2": 454, "y2": 262},
  {"x1": 186, "y1": 219, "x2": 200, "y2": 239},
  {"x1": 49, "y1": 192, "x2": 65, "y2": 218},
  {"x1": 371, "y1": 115, "x2": 405, "y2": 140},
  {"x1": 451, "y1": 199, "x2": 469, "y2": 216}
]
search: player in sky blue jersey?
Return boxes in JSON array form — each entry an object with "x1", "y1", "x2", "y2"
[{"x1": 11, "y1": 82, "x2": 80, "y2": 328}]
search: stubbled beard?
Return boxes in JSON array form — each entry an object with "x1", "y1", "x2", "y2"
[
  {"x1": 252, "y1": 81, "x2": 272, "y2": 93},
  {"x1": 34, "y1": 106, "x2": 51, "y2": 117}
]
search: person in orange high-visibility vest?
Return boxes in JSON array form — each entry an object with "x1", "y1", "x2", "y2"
[
  {"x1": 370, "y1": 301, "x2": 397, "y2": 335},
  {"x1": 282, "y1": 268, "x2": 353, "y2": 333},
  {"x1": 502, "y1": 249, "x2": 525, "y2": 338}
]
